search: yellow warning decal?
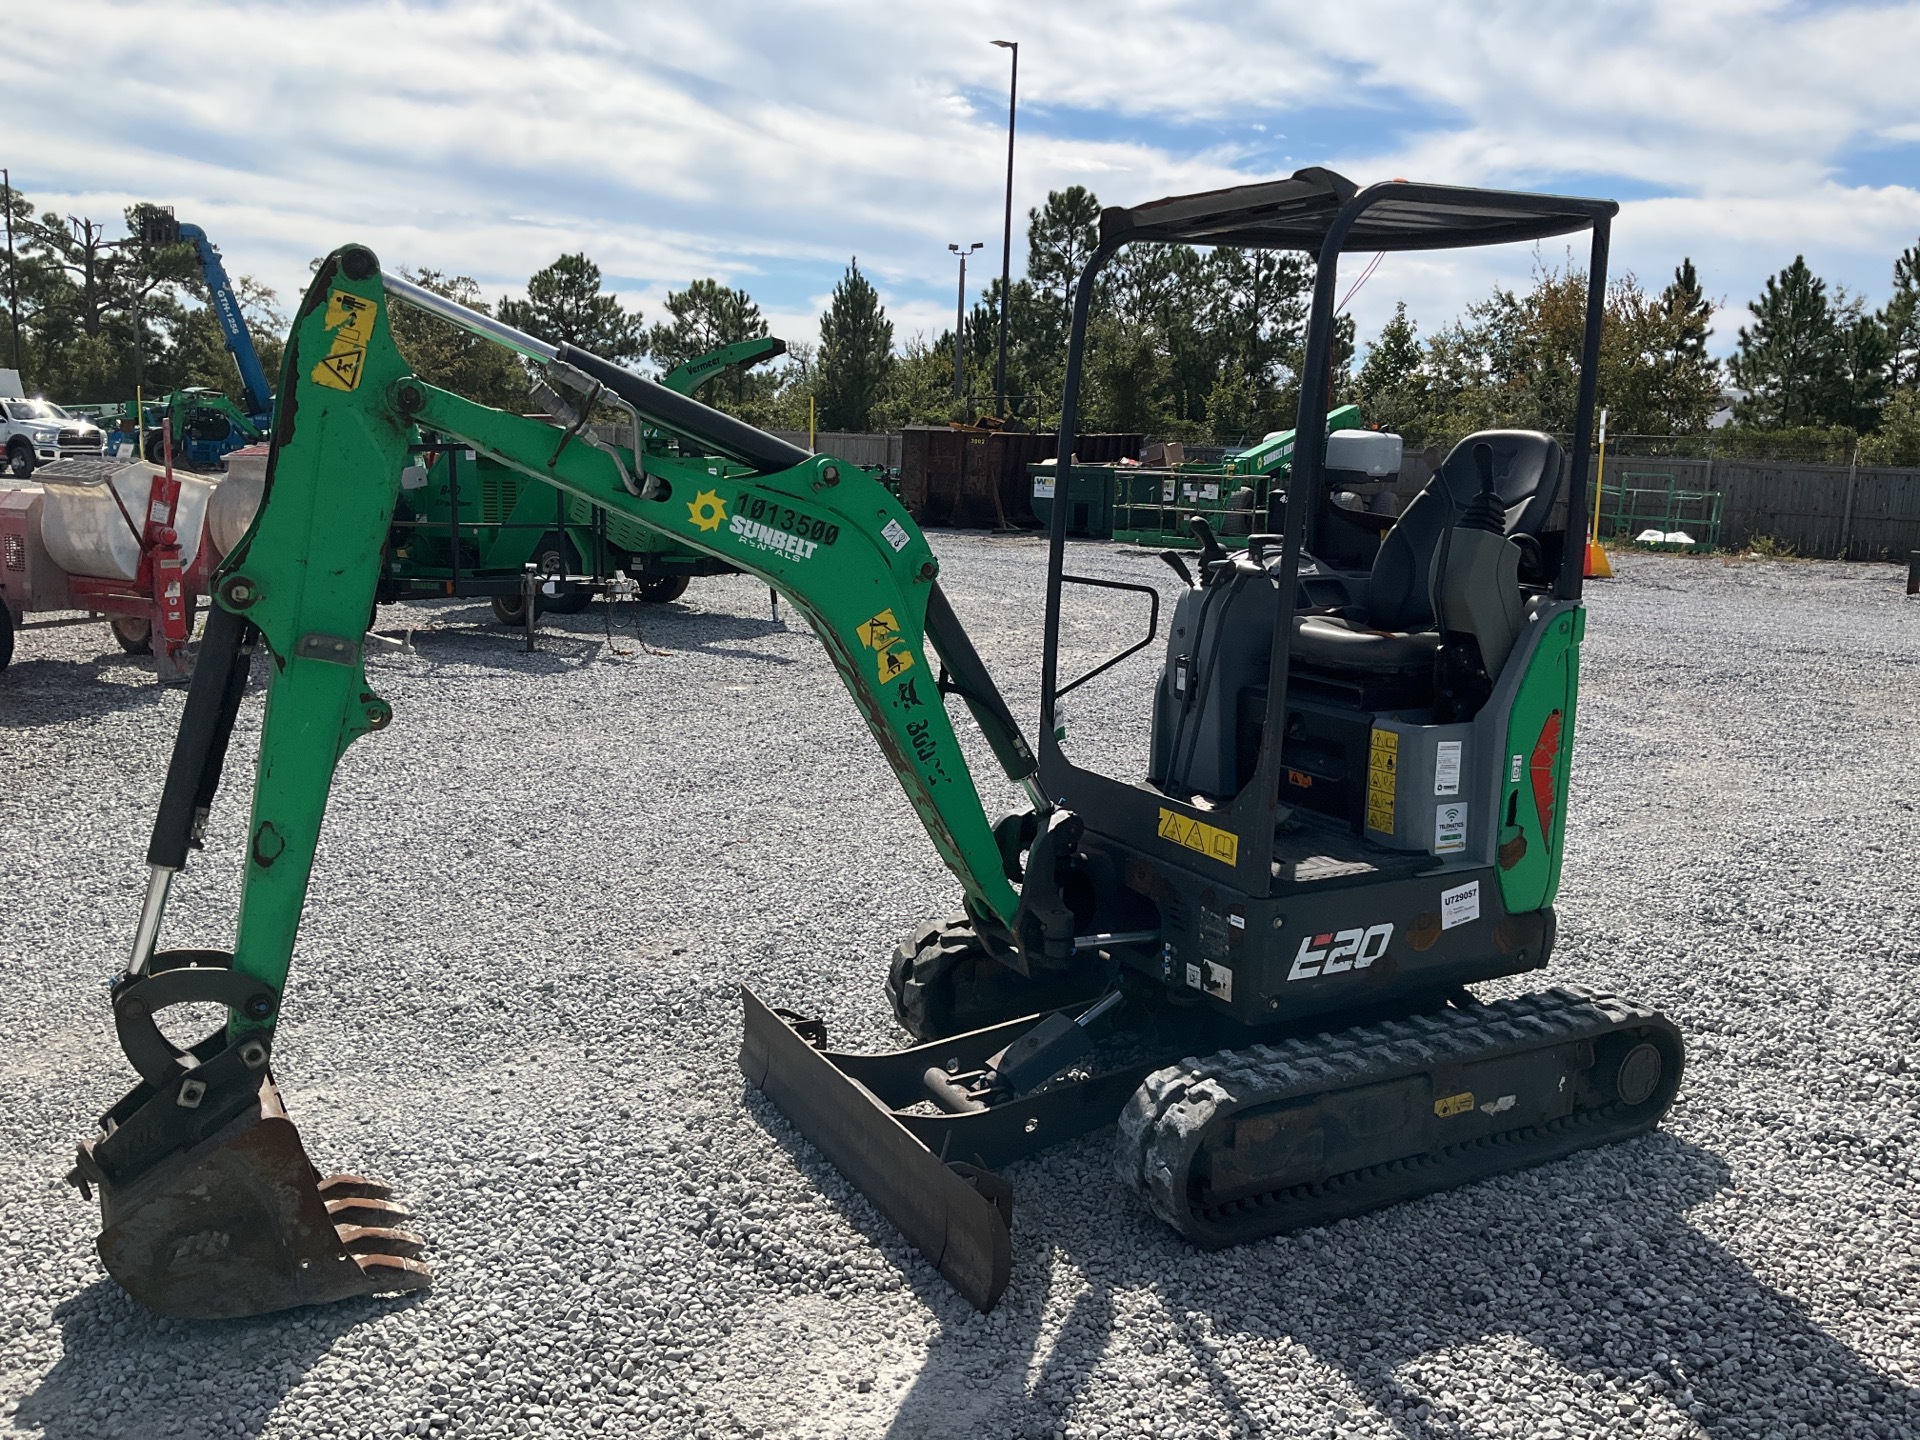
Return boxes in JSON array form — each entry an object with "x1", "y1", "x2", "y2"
[
  {"x1": 310, "y1": 289, "x2": 377, "y2": 392},
  {"x1": 1156, "y1": 807, "x2": 1239, "y2": 868},
  {"x1": 856, "y1": 608, "x2": 916, "y2": 685},
  {"x1": 1366, "y1": 727, "x2": 1399, "y2": 835},
  {"x1": 1435, "y1": 1091, "x2": 1475, "y2": 1118}
]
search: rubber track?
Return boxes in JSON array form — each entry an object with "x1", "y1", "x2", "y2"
[{"x1": 1115, "y1": 986, "x2": 1681, "y2": 1249}]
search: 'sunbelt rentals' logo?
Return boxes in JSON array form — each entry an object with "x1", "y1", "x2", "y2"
[{"x1": 730, "y1": 513, "x2": 819, "y2": 560}]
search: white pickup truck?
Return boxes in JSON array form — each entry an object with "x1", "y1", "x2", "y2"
[{"x1": 2, "y1": 369, "x2": 108, "y2": 478}]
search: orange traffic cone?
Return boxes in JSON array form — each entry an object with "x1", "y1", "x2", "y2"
[{"x1": 1583, "y1": 539, "x2": 1613, "y2": 578}]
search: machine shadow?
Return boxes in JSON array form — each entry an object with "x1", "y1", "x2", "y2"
[
  {"x1": 13, "y1": 1278, "x2": 405, "y2": 1440},
  {"x1": 384, "y1": 602, "x2": 798, "y2": 667},
  {"x1": 738, "y1": 1094, "x2": 1253, "y2": 1440},
  {"x1": 1229, "y1": 1134, "x2": 1917, "y2": 1438},
  {"x1": 0, "y1": 654, "x2": 178, "y2": 727},
  {"x1": 746, "y1": 1094, "x2": 1915, "y2": 1439}
]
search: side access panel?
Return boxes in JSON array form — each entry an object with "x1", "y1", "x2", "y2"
[{"x1": 1498, "y1": 606, "x2": 1583, "y2": 914}]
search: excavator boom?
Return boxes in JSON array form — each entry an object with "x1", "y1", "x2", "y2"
[{"x1": 74, "y1": 245, "x2": 1046, "y2": 1318}]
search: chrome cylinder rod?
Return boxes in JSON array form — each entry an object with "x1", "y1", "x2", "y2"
[
  {"x1": 128, "y1": 865, "x2": 175, "y2": 976},
  {"x1": 381, "y1": 273, "x2": 559, "y2": 363}
]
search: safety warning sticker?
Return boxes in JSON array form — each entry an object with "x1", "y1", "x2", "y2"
[
  {"x1": 1366, "y1": 727, "x2": 1399, "y2": 834},
  {"x1": 1435, "y1": 1091, "x2": 1475, "y2": 1118},
  {"x1": 311, "y1": 289, "x2": 376, "y2": 392},
  {"x1": 857, "y1": 608, "x2": 916, "y2": 685},
  {"x1": 881, "y1": 518, "x2": 911, "y2": 552},
  {"x1": 1434, "y1": 739, "x2": 1462, "y2": 796},
  {"x1": 1157, "y1": 807, "x2": 1240, "y2": 867}
]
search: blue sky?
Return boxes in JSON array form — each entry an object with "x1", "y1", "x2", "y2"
[{"x1": 4, "y1": 0, "x2": 1919, "y2": 366}]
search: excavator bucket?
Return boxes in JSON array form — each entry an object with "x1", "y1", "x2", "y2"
[{"x1": 74, "y1": 1079, "x2": 429, "y2": 1320}]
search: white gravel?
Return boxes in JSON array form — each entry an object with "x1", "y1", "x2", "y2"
[{"x1": 1, "y1": 540, "x2": 1916, "y2": 1440}]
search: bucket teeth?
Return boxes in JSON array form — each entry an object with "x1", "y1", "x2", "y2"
[
  {"x1": 317, "y1": 1173, "x2": 394, "y2": 1201},
  {"x1": 87, "y1": 1079, "x2": 434, "y2": 1318},
  {"x1": 325, "y1": 1195, "x2": 414, "y2": 1228},
  {"x1": 335, "y1": 1223, "x2": 427, "y2": 1259}
]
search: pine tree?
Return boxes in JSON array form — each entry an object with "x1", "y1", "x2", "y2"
[
  {"x1": 647, "y1": 279, "x2": 768, "y2": 369},
  {"x1": 1830, "y1": 294, "x2": 1891, "y2": 432},
  {"x1": 1026, "y1": 187, "x2": 1102, "y2": 329},
  {"x1": 1729, "y1": 257, "x2": 1841, "y2": 428},
  {"x1": 646, "y1": 279, "x2": 771, "y2": 411},
  {"x1": 815, "y1": 258, "x2": 894, "y2": 432},
  {"x1": 497, "y1": 253, "x2": 644, "y2": 362},
  {"x1": 1885, "y1": 239, "x2": 1920, "y2": 391},
  {"x1": 1354, "y1": 302, "x2": 1425, "y2": 437},
  {"x1": 1646, "y1": 258, "x2": 1721, "y2": 432}
]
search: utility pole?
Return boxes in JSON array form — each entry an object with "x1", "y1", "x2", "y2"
[
  {"x1": 2, "y1": 168, "x2": 19, "y2": 372},
  {"x1": 990, "y1": 40, "x2": 1018, "y2": 419},
  {"x1": 949, "y1": 241, "x2": 982, "y2": 405}
]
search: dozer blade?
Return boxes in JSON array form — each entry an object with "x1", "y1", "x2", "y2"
[
  {"x1": 80, "y1": 1079, "x2": 429, "y2": 1320},
  {"x1": 740, "y1": 987, "x2": 1013, "y2": 1311}
]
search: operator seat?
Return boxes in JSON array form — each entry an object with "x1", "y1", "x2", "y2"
[{"x1": 1291, "y1": 430, "x2": 1564, "y2": 673}]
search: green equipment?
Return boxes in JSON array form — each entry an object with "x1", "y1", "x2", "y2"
[
  {"x1": 381, "y1": 336, "x2": 789, "y2": 619},
  {"x1": 70, "y1": 169, "x2": 1683, "y2": 1324}
]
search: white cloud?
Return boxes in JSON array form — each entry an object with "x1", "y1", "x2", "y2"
[{"x1": 0, "y1": 0, "x2": 1916, "y2": 365}]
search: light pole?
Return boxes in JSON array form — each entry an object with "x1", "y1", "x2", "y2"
[
  {"x1": 990, "y1": 39, "x2": 1017, "y2": 420},
  {"x1": 949, "y1": 241, "x2": 982, "y2": 405}
]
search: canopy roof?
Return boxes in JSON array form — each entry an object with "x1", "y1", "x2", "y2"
[{"x1": 1101, "y1": 167, "x2": 1616, "y2": 254}]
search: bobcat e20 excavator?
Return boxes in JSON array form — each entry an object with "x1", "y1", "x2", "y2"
[{"x1": 69, "y1": 168, "x2": 1683, "y2": 1321}]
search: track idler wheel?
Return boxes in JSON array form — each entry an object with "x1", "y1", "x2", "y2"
[
  {"x1": 886, "y1": 913, "x2": 1106, "y2": 1042},
  {"x1": 72, "y1": 1077, "x2": 429, "y2": 1320}
]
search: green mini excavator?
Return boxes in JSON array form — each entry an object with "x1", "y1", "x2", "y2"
[{"x1": 69, "y1": 169, "x2": 1682, "y2": 1320}]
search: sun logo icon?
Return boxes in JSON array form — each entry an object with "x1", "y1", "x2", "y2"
[{"x1": 688, "y1": 489, "x2": 727, "y2": 532}]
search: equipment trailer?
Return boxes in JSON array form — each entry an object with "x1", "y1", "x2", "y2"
[{"x1": 69, "y1": 168, "x2": 1681, "y2": 1322}]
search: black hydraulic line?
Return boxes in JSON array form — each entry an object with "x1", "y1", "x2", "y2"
[
  {"x1": 147, "y1": 605, "x2": 253, "y2": 869},
  {"x1": 1040, "y1": 243, "x2": 1117, "y2": 738},
  {"x1": 925, "y1": 583, "x2": 1037, "y2": 782},
  {"x1": 1559, "y1": 217, "x2": 1611, "y2": 603},
  {"x1": 554, "y1": 344, "x2": 810, "y2": 476}
]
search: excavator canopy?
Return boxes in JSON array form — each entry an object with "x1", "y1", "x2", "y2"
[{"x1": 1100, "y1": 165, "x2": 1617, "y2": 253}]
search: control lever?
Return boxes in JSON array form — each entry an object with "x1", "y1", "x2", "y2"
[
  {"x1": 1186, "y1": 516, "x2": 1230, "y2": 573},
  {"x1": 1157, "y1": 550, "x2": 1195, "y2": 587}
]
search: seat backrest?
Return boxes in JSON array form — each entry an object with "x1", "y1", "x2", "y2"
[{"x1": 1363, "y1": 429, "x2": 1564, "y2": 631}]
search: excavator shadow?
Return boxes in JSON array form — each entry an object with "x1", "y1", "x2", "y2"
[
  {"x1": 0, "y1": 653, "x2": 183, "y2": 729},
  {"x1": 381, "y1": 601, "x2": 800, "y2": 669},
  {"x1": 11, "y1": 1279, "x2": 420, "y2": 1440},
  {"x1": 747, "y1": 1093, "x2": 1917, "y2": 1439}
]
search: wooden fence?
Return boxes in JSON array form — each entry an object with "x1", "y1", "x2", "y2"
[
  {"x1": 772, "y1": 430, "x2": 903, "y2": 469},
  {"x1": 597, "y1": 422, "x2": 1918, "y2": 561},
  {"x1": 1586, "y1": 455, "x2": 1920, "y2": 560}
]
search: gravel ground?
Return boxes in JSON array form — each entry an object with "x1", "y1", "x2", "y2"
[{"x1": 1, "y1": 539, "x2": 1916, "y2": 1440}]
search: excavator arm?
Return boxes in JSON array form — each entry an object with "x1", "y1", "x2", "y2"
[{"x1": 72, "y1": 244, "x2": 1056, "y2": 1320}]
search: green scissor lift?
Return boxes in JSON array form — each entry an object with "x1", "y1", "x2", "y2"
[{"x1": 1035, "y1": 404, "x2": 1364, "y2": 548}]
